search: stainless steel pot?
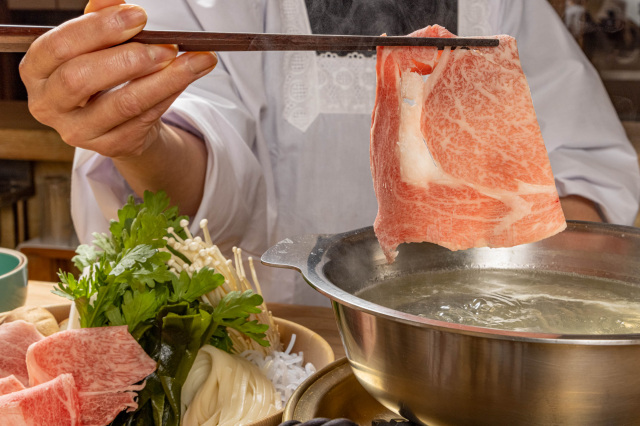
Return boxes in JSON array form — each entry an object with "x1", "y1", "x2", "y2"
[{"x1": 261, "y1": 222, "x2": 640, "y2": 426}]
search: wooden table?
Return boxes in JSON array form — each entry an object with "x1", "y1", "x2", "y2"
[{"x1": 25, "y1": 280, "x2": 346, "y2": 358}]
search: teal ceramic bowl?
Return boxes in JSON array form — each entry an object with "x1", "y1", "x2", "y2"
[{"x1": 0, "y1": 248, "x2": 28, "y2": 313}]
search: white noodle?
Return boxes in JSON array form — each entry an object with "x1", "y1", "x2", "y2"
[
  {"x1": 284, "y1": 334, "x2": 296, "y2": 355},
  {"x1": 240, "y1": 334, "x2": 316, "y2": 407},
  {"x1": 182, "y1": 345, "x2": 279, "y2": 426}
]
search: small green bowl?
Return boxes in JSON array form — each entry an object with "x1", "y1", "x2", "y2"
[{"x1": 0, "y1": 248, "x2": 28, "y2": 313}]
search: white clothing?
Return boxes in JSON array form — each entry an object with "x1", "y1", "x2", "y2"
[{"x1": 72, "y1": 0, "x2": 640, "y2": 306}]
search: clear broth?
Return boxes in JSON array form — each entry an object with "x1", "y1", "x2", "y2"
[{"x1": 356, "y1": 269, "x2": 640, "y2": 334}]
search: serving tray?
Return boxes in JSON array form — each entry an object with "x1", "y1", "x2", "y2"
[{"x1": 45, "y1": 304, "x2": 335, "y2": 426}]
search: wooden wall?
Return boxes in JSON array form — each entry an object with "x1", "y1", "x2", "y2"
[{"x1": 548, "y1": 0, "x2": 566, "y2": 17}]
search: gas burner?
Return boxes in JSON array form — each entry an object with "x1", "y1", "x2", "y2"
[
  {"x1": 279, "y1": 418, "x2": 420, "y2": 426},
  {"x1": 372, "y1": 419, "x2": 420, "y2": 426}
]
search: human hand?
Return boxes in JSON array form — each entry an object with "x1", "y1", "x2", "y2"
[{"x1": 19, "y1": 0, "x2": 218, "y2": 159}]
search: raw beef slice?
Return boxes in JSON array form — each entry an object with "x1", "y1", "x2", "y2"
[
  {"x1": 0, "y1": 373, "x2": 81, "y2": 425},
  {"x1": 0, "y1": 375, "x2": 25, "y2": 396},
  {"x1": 371, "y1": 25, "x2": 566, "y2": 262},
  {"x1": 0, "y1": 321, "x2": 44, "y2": 386},
  {"x1": 26, "y1": 325, "x2": 155, "y2": 391},
  {"x1": 79, "y1": 391, "x2": 141, "y2": 426},
  {"x1": 26, "y1": 325, "x2": 157, "y2": 425}
]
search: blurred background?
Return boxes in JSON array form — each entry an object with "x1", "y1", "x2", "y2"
[
  {"x1": 0, "y1": 0, "x2": 84, "y2": 282},
  {"x1": 0, "y1": 0, "x2": 639, "y2": 281},
  {"x1": 551, "y1": 0, "x2": 640, "y2": 121}
]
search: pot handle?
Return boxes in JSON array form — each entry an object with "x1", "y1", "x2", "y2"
[{"x1": 261, "y1": 233, "x2": 329, "y2": 275}]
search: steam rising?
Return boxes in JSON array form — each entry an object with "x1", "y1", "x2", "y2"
[{"x1": 304, "y1": 0, "x2": 458, "y2": 38}]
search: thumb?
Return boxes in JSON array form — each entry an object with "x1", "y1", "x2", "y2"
[{"x1": 84, "y1": 0, "x2": 126, "y2": 14}]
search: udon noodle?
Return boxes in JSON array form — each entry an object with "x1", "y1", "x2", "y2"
[{"x1": 181, "y1": 345, "x2": 279, "y2": 426}]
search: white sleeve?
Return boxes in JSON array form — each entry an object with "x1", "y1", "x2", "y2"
[
  {"x1": 162, "y1": 70, "x2": 269, "y2": 256},
  {"x1": 497, "y1": 0, "x2": 640, "y2": 224},
  {"x1": 71, "y1": 0, "x2": 270, "y2": 254}
]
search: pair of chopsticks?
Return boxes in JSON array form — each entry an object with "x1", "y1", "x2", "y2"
[{"x1": 0, "y1": 25, "x2": 499, "y2": 52}]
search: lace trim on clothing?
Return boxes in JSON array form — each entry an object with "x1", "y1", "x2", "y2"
[
  {"x1": 317, "y1": 52, "x2": 376, "y2": 115},
  {"x1": 281, "y1": 0, "x2": 319, "y2": 131},
  {"x1": 280, "y1": 0, "x2": 378, "y2": 130}
]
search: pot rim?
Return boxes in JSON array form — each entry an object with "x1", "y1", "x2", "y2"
[{"x1": 264, "y1": 221, "x2": 640, "y2": 346}]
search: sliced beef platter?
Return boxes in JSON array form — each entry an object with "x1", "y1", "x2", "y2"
[{"x1": 0, "y1": 321, "x2": 156, "y2": 426}]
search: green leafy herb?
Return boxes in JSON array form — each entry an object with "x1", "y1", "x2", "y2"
[{"x1": 211, "y1": 291, "x2": 269, "y2": 346}]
